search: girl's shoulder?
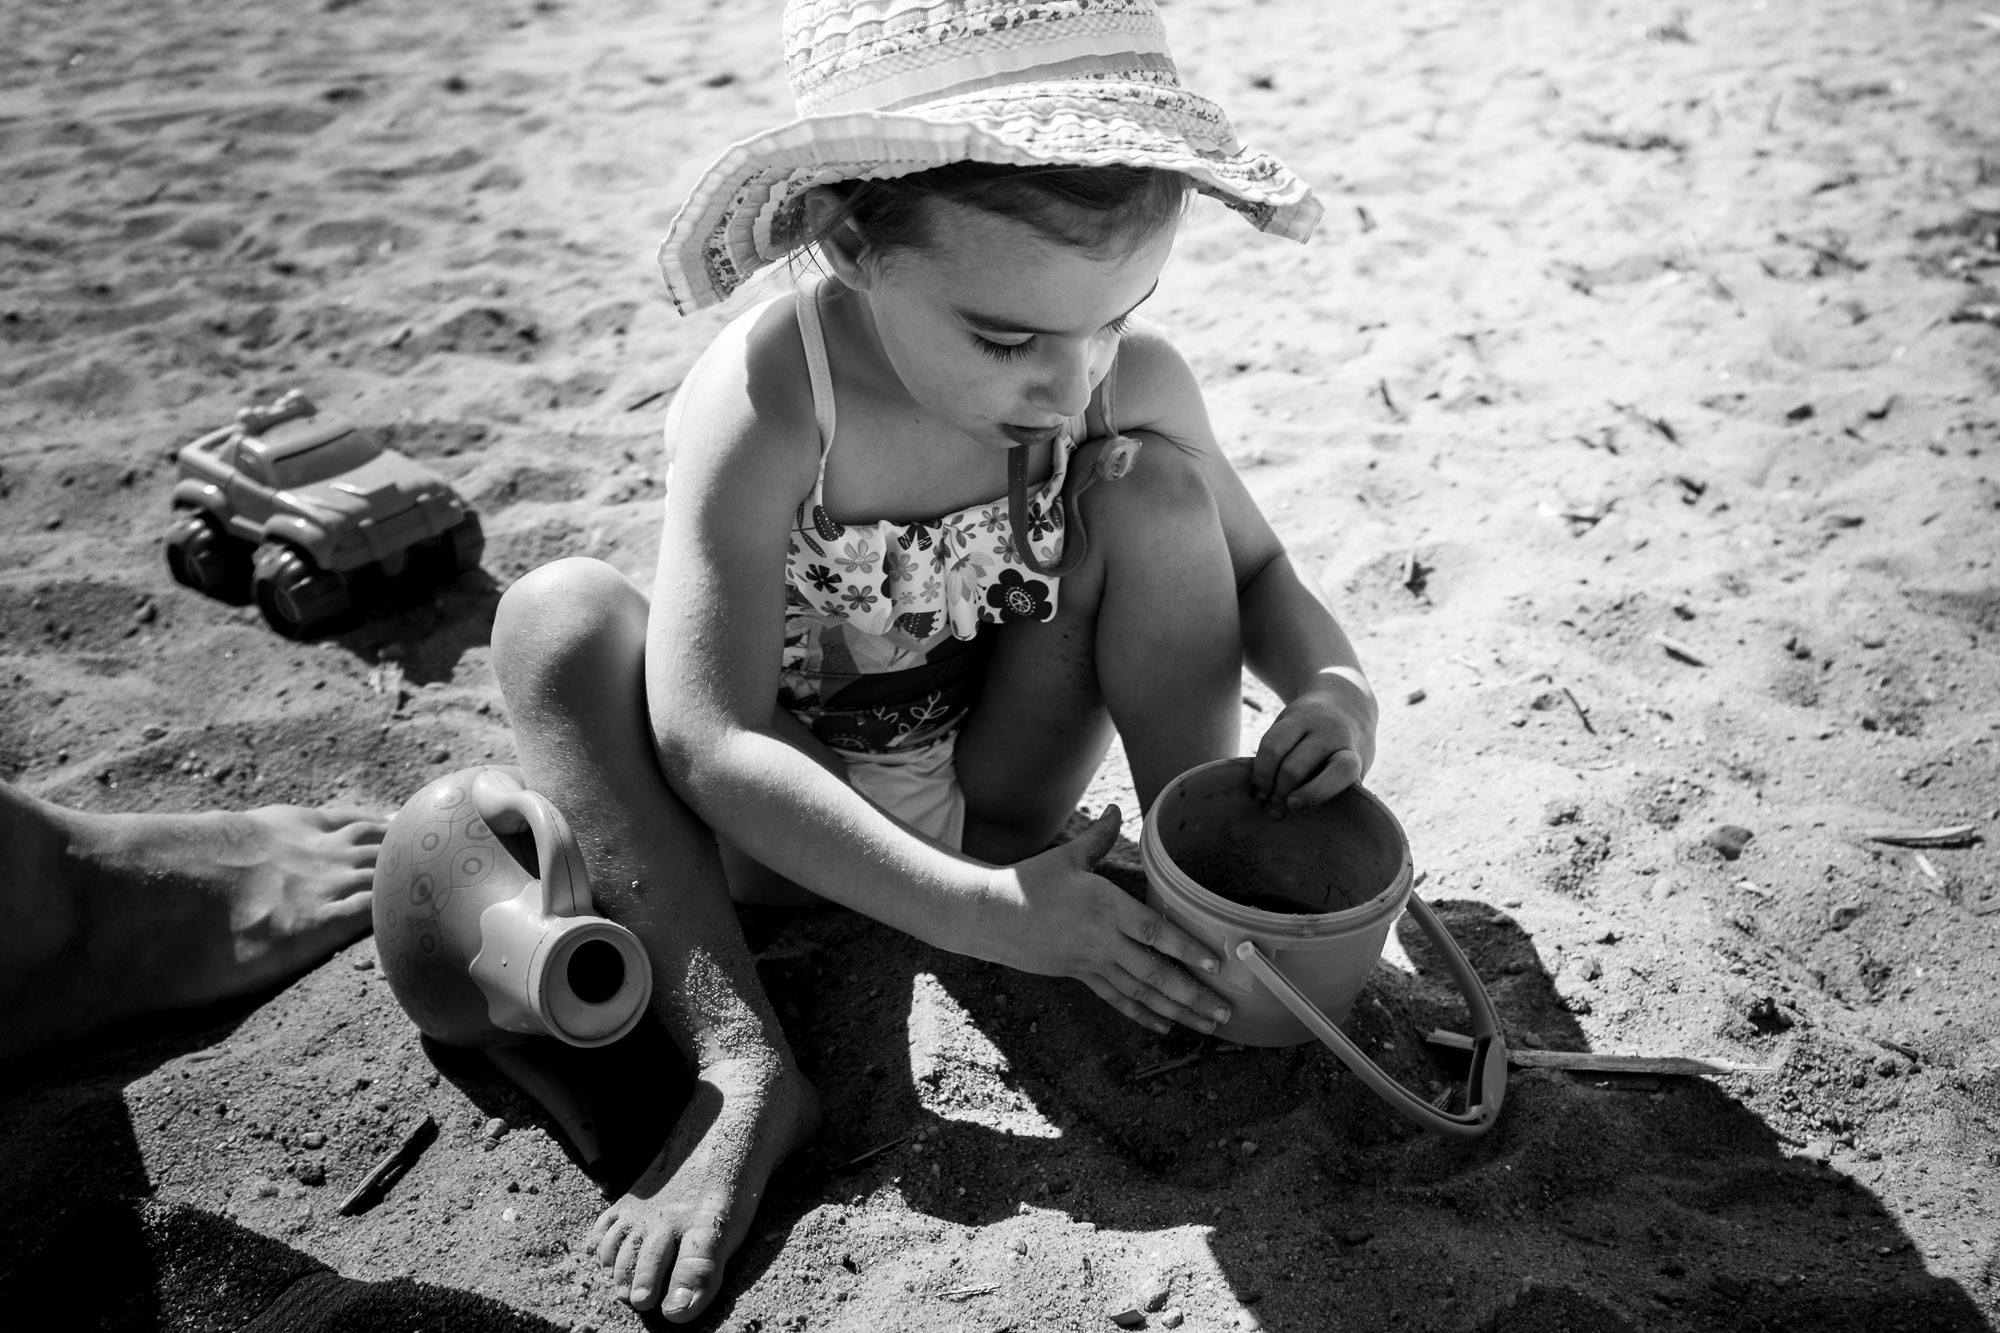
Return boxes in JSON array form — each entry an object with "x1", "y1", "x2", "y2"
[
  {"x1": 1102, "y1": 319, "x2": 1211, "y2": 448},
  {"x1": 671, "y1": 287, "x2": 823, "y2": 466}
]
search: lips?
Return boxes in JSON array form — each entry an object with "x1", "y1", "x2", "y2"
[{"x1": 1000, "y1": 423, "x2": 1063, "y2": 449}]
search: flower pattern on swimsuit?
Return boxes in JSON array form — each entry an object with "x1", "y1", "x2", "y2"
[
  {"x1": 779, "y1": 446, "x2": 1074, "y2": 752},
  {"x1": 783, "y1": 455, "x2": 1069, "y2": 642}
]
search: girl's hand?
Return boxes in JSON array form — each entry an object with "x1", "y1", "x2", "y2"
[
  {"x1": 980, "y1": 808, "x2": 1231, "y2": 1036},
  {"x1": 1250, "y1": 674, "x2": 1378, "y2": 815}
]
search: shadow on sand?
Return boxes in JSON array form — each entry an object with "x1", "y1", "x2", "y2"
[
  {"x1": 1, "y1": 891, "x2": 1988, "y2": 1331},
  {"x1": 713, "y1": 885, "x2": 1991, "y2": 1332},
  {"x1": 0, "y1": 1007, "x2": 571, "y2": 1332}
]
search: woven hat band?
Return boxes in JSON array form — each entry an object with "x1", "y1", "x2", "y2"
[{"x1": 791, "y1": 2, "x2": 1176, "y2": 116}]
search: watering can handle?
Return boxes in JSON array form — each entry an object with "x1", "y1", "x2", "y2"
[
  {"x1": 469, "y1": 768, "x2": 595, "y2": 919},
  {"x1": 1234, "y1": 891, "x2": 1507, "y2": 1139}
]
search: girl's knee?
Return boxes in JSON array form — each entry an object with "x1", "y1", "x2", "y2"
[
  {"x1": 1085, "y1": 433, "x2": 1218, "y2": 532},
  {"x1": 494, "y1": 557, "x2": 647, "y2": 690}
]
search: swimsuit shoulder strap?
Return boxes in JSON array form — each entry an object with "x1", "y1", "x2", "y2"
[{"x1": 793, "y1": 278, "x2": 838, "y2": 468}]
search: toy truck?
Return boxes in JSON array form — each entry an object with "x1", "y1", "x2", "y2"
[{"x1": 164, "y1": 391, "x2": 483, "y2": 637}]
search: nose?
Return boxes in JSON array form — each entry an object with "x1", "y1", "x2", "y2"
[{"x1": 1031, "y1": 341, "x2": 1101, "y2": 420}]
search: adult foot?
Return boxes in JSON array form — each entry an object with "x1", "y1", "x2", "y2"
[
  {"x1": 0, "y1": 786, "x2": 384, "y2": 1062},
  {"x1": 590, "y1": 1054, "x2": 822, "y2": 1320}
]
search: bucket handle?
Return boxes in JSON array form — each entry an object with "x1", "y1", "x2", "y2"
[{"x1": 1234, "y1": 891, "x2": 1507, "y2": 1139}]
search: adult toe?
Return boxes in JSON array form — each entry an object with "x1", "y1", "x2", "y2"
[{"x1": 660, "y1": 1226, "x2": 725, "y2": 1321}]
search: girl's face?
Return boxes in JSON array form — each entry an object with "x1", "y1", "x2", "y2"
[{"x1": 857, "y1": 199, "x2": 1175, "y2": 451}]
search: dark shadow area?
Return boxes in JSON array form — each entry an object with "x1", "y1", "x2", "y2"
[
  {"x1": 0, "y1": 1005, "x2": 570, "y2": 1332},
  {"x1": 421, "y1": 1020, "x2": 694, "y2": 1190},
  {"x1": 720, "y1": 887, "x2": 1993, "y2": 1331},
  {"x1": 312, "y1": 567, "x2": 503, "y2": 684}
]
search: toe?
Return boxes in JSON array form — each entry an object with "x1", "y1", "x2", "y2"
[
  {"x1": 612, "y1": 1230, "x2": 641, "y2": 1302},
  {"x1": 592, "y1": 1210, "x2": 627, "y2": 1267},
  {"x1": 659, "y1": 1226, "x2": 725, "y2": 1322},
  {"x1": 627, "y1": 1225, "x2": 678, "y2": 1311}
]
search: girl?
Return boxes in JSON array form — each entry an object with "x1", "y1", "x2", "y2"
[{"x1": 490, "y1": 0, "x2": 1377, "y2": 1320}]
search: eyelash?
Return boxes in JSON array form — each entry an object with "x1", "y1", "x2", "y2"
[{"x1": 973, "y1": 313, "x2": 1133, "y2": 363}]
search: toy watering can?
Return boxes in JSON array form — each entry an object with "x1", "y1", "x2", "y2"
[
  {"x1": 373, "y1": 766, "x2": 653, "y2": 1161},
  {"x1": 1141, "y1": 758, "x2": 1507, "y2": 1138}
]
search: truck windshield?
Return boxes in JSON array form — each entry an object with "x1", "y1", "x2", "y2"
[{"x1": 270, "y1": 430, "x2": 382, "y2": 488}]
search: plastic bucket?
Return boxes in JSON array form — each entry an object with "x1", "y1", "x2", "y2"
[{"x1": 1142, "y1": 758, "x2": 1507, "y2": 1138}]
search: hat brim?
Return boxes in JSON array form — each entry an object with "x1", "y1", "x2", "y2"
[{"x1": 658, "y1": 82, "x2": 1322, "y2": 312}]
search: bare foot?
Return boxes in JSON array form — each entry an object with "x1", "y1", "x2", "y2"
[
  {"x1": 0, "y1": 782, "x2": 384, "y2": 1062},
  {"x1": 590, "y1": 1054, "x2": 822, "y2": 1320}
]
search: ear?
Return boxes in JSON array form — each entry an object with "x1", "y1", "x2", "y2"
[{"x1": 801, "y1": 187, "x2": 875, "y2": 290}]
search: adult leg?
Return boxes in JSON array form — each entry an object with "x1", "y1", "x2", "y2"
[
  {"x1": 956, "y1": 434, "x2": 1242, "y2": 863},
  {"x1": 0, "y1": 781, "x2": 381, "y2": 1066},
  {"x1": 491, "y1": 557, "x2": 819, "y2": 1321}
]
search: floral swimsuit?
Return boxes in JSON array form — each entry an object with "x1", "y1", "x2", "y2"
[{"x1": 780, "y1": 279, "x2": 1078, "y2": 755}]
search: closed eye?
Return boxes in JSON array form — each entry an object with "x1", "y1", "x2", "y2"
[{"x1": 972, "y1": 312, "x2": 1133, "y2": 363}]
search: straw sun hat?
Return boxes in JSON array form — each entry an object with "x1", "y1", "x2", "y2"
[{"x1": 659, "y1": 0, "x2": 1323, "y2": 312}]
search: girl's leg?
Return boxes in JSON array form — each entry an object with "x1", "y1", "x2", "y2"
[
  {"x1": 955, "y1": 435, "x2": 1242, "y2": 863},
  {"x1": 492, "y1": 557, "x2": 820, "y2": 1322}
]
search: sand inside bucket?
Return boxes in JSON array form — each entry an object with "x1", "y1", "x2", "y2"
[{"x1": 1171, "y1": 824, "x2": 1379, "y2": 915}]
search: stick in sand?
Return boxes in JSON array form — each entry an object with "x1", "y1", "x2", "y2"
[
  {"x1": 338, "y1": 1114, "x2": 439, "y2": 1216},
  {"x1": 1858, "y1": 824, "x2": 1980, "y2": 848},
  {"x1": 1426, "y1": 1030, "x2": 1777, "y2": 1077},
  {"x1": 1653, "y1": 632, "x2": 1706, "y2": 666}
]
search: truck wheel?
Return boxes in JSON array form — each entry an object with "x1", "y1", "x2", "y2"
[
  {"x1": 438, "y1": 511, "x2": 485, "y2": 578},
  {"x1": 165, "y1": 510, "x2": 251, "y2": 604},
  {"x1": 252, "y1": 542, "x2": 352, "y2": 638}
]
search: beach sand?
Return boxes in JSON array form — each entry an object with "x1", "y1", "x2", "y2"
[{"x1": 3, "y1": 0, "x2": 1998, "y2": 1328}]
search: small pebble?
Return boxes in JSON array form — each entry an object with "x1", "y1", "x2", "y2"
[
  {"x1": 1405, "y1": 688, "x2": 1427, "y2": 705},
  {"x1": 430, "y1": 746, "x2": 452, "y2": 764},
  {"x1": 301, "y1": 1131, "x2": 327, "y2": 1149},
  {"x1": 295, "y1": 1161, "x2": 326, "y2": 1186},
  {"x1": 1108, "y1": 1306, "x2": 1145, "y2": 1329},
  {"x1": 351, "y1": 957, "x2": 375, "y2": 971},
  {"x1": 1233, "y1": 1311, "x2": 1263, "y2": 1331},
  {"x1": 1135, "y1": 1271, "x2": 1171, "y2": 1311},
  {"x1": 254, "y1": 1179, "x2": 279, "y2": 1198},
  {"x1": 1161, "y1": 1309, "x2": 1184, "y2": 1329},
  {"x1": 1240, "y1": 1140, "x2": 1258, "y2": 1156},
  {"x1": 1705, "y1": 825, "x2": 1754, "y2": 860},
  {"x1": 502, "y1": 1207, "x2": 518, "y2": 1222},
  {"x1": 1341, "y1": 1227, "x2": 1373, "y2": 1246},
  {"x1": 482, "y1": 1117, "x2": 508, "y2": 1141}
]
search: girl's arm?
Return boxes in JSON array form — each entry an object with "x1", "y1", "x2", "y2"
[
  {"x1": 1114, "y1": 327, "x2": 1380, "y2": 810},
  {"x1": 646, "y1": 300, "x2": 975, "y2": 940},
  {"x1": 645, "y1": 301, "x2": 1230, "y2": 1033}
]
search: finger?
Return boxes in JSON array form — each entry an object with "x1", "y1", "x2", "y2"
[
  {"x1": 661, "y1": 1227, "x2": 726, "y2": 1322},
  {"x1": 1265, "y1": 731, "x2": 1342, "y2": 804},
  {"x1": 1084, "y1": 974, "x2": 1170, "y2": 1034},
  {"x1": 1111, "y1": 946, "x2": 1231, "y2": 1032},
  {"x1": 1285, "y1": 749, "x2": 1364, "y2": 808},
  {"x1": 1119, "y1": 901, "x2": 1222, "y2": 978},
  {"x1": 1067, "y1": 805, "x2": 1123, "y2": 867},
  {"x1": 1250, "y1": 717, "x2": 1306, "y2": 801},
  {"x1": 628, "y1": 1223, "x2": 677, "y2": 1312}
]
